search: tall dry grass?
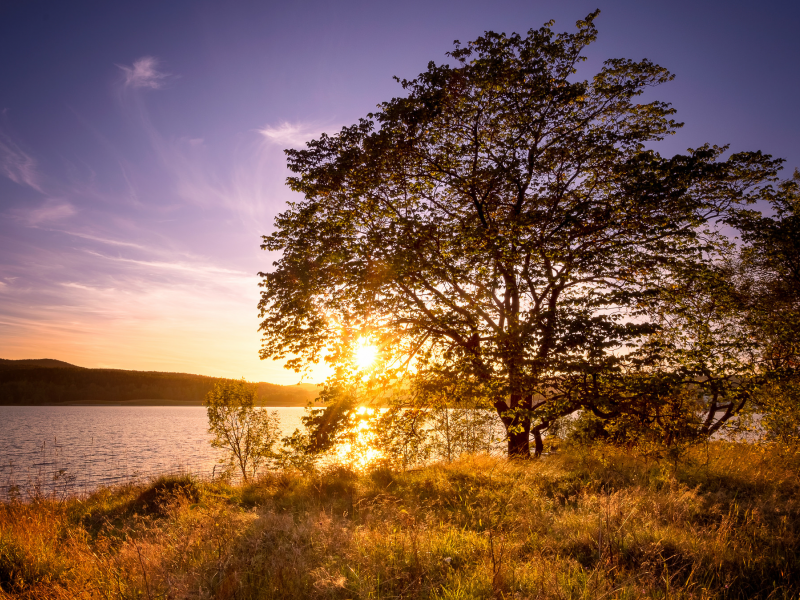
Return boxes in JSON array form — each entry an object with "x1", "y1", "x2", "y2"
[{"x1": 1, "y1": 442, "x2": 799, "y2": 599}]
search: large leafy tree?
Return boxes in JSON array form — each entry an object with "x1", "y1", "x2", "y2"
[{"x1": 258, "y1": 12, "x2": 780, "y2": 458}]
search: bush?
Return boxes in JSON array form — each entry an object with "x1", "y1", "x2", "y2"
[{"x1": 204, "y1": 378, "x2": 281, "y2": 482}]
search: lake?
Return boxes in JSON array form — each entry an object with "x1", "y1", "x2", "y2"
[
  {"x1": 0, "y1": 406, "x2": 307, "y2": 498},
  {"x1": 0, "y1": 405, "x2": 755, "y2": 499}
]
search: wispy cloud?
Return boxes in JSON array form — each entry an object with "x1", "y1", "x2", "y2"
[
  {"x1": 118, "y1": 56, "x2": 169, "y2": 90},
  {"x1": 60, "y1": 282, "x2": 99, "y2": 291},
  {"x1": 258, "y1": 121, "x2": 334, "y2": 147},
  {"x1": 61, "y1": 230, "x2": 148, "y2": 250},
  {"x1": 85, "y1": 250, "x2": 250, "y2": 278},
  {"x1": 0, "y1": 131, "x2": 43, "y2": 192},
  {"x1": 131, "y1": 111, "x2": 276, "y2": 225},
  {"x1": 23, "y1": 199, "x2": 76, "y2": 225}
]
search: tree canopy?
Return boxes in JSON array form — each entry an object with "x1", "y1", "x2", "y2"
[{"x1": 258, "y1": 12, "x2": 782, "y2": 458}]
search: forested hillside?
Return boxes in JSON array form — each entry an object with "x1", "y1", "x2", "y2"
[{"x1": 0, "y1": 359, "x2": 319, "y2": 406}]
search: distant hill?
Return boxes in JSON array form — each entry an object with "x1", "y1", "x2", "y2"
[
  {"x1": 0, "y1": 358, "x2": 83, "y2": 369},
  {"x1": 0, "y1": 359, "x2": 322, "y2": 406}
]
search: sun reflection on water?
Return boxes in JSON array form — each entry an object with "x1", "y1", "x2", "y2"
[{"x1": 334, "y1": 406, "x2": 384, "y2": 470}]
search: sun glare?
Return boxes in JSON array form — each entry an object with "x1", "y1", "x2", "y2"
[
  {"x1": 335, "y1": 406, "x2": 384, "y2": 470},
  {"x1": 354, "y1": 340, "x2": 378, "y2": 371}
]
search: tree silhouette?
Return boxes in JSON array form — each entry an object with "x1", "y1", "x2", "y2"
[{"x1": 259, "y1": 12, "x2": 781, "y2": 457}]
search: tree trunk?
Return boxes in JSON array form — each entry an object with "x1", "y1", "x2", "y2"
[
  {"x1": 496, "y1": 393, "x2": 532, "y2": 459},
  {"x1": 508, "y1": 426, "x2": 530, "y2": 458},
  {"x1": 531, "y1": 427, "x2": 544, "y2": 458}
]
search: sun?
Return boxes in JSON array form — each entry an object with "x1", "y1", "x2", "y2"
[{"x1": 354, "y1": 340, "x2": 378, "y2": 371}]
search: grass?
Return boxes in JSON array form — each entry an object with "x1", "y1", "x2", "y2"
[{"x1": 1, "y1": 442, "x2": 799, "y2": 599}]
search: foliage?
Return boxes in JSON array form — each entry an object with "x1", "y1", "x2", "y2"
[
  {"x1": 258, "y1": 12, "x2": 781, "y2": 457},
  {"x1": 726, "y1": 169, "x2": 800, "y2": 362},
  {"x1": 3, "y1": 443, "x2": 800, "y2": 599},
  {"x1": 548, "y1": 266, "x2": 765, "y2": 457},
  {"x1": 426, "y1": 404, "x2": 501, "y2": 463},
  {"x1": 0, "y1": 364, "x2": 318, "y2": 406},
  {"x1": 554, "y1": 170, "x2": 800, "y2": 452},
  {"x1": 275, "y1": 390, "x2": 503, "y2": 471},
  {"x1": 204, "y1": 379, "x2": 281, "y2": 482},
  {"x1": 279, "y1": 382, "x2": 504, "y2": 470},
  {"x1": 0, "y1": 365, "x2": 216, "y2": 405},
  {"x1": 616, "y1": 264, "x2": 761, "y2": 451},
  {"x1": 725, "y1": 169, "x2": 800, "y2": 443},
  {"x1": 757, "y1": 380, "x2": 800, "y2": 446},
  {"x1": 275, "y1": 427, "x2": 318, "y2": 472}
]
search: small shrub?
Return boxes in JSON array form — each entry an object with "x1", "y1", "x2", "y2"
[{"x1": 205, "y1": 378, "x2": 281, "y2": 482}]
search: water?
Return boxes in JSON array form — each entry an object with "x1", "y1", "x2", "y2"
[
  {"x1": 0, "y1": 406, "x2": 307, "y2": 498},
  {"x1": 1, "y1": 405, "x2": 755, "y2": 499}
]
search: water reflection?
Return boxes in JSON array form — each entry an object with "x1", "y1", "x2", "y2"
[
  {"x1": 1, "y1": 405, "x2": 509, "y2": 498},
  {"x1": 333, "y1": 406, "x2": 385, "y2": 470},
  {"x1": 0, "y1": 406, "x2": 304, "y2": 498},
  {"x1": 319, "y1": 406, "x2": 506, "y2": 471}
]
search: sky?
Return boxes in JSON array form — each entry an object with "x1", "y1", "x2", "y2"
[{"x1": 0, "y1": 0, "x2": 798, "y2": 384}]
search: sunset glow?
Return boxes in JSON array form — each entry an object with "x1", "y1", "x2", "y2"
[{"x1": 0, "y1": 2, "x2": 797, "y2": 382}]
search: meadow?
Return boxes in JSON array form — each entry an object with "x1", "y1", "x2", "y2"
[{"x1": 1, "y1": 441, "x2": 799, "y2": 600}]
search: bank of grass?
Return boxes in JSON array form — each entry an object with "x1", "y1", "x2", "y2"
[{"x1": 1, "y1": 442, "x2": 799, "y2": 599}]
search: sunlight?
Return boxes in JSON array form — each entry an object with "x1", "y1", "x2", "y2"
[
  {"x1": 334, "y1": 406, "x2": 384, "y2": 470},
  {"x1": 354, "y1": 339, "x2": 378, "y2": 371}
]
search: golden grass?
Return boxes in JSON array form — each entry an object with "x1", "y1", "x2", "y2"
[{"x1": 1, "y1": 442, "x2": 799, "y2": 599}]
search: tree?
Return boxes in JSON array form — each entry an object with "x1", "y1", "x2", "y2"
[
  {"x1": 610, "y1": 265, "x2": 762, "y2": 451},
  {"x1": 204, "y1": 379, "x2": 281, "y2": 481},
  {"x1": 725, "y1": 170, "x2": 800, "y2": 443},
  {"x1": 258, "y1": 12, "x2": 781, "y2": 458},
  {"x1": 726, "y1": 170, "x2": 800, "y2": 372}
]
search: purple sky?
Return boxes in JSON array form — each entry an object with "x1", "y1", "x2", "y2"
[{"x1": 0, "y1": 0, "x2": 798, "y2": 384}]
